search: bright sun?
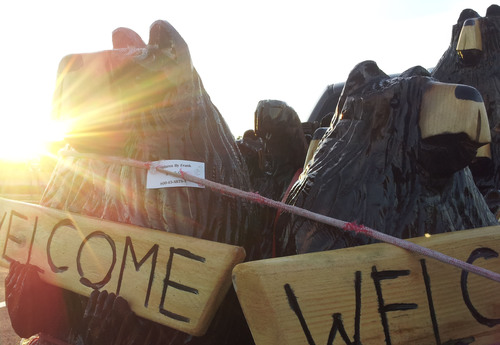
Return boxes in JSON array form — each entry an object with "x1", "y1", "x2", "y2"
[{"x1": 0, "y1": 117, "x2": 67, "y2": 162}]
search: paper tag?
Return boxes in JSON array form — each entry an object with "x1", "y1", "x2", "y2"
[{"x1": 146, "y1": 160, "x2": 205, "y2": 189}]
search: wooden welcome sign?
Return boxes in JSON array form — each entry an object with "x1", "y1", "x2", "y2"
[
  {"x1": 0, "y1": 197, "x2": 245, "y2": 336},
  {"x1": 233, "y1": 226, "x2": 500, "y2": 344}
]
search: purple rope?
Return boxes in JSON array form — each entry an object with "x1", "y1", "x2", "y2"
[{"x1": 168, "y1": 168, "x2": 500, "y2": 283}]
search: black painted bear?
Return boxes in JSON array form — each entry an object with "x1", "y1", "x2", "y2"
[
  {"x1": 276, "y1": 61, "x2": 498, "y2": 256},
  {"x1": 237, "y1": 99, "x2": 308, "y2": 258},
  {"x1": 432, "y1": 5, "x2": 500, "y2": 213}
]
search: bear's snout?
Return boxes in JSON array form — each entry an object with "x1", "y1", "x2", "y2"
[
  {"x1": 419, "y1": 82, "x2": 490, "y2": 146},
  {"x1": 457, "y1": 17, "x2": 483, "y2": 65}
]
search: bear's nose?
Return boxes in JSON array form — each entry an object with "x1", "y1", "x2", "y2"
[
  {"x1": 419, "y1": 82, "x2": 490, "y2": 146},
  {"x1": 456, "y1": 18, "x2": 482, "y2": 64}
]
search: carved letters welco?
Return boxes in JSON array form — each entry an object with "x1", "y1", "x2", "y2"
[
  {"x1": 233, "y1": 226, "x2": 500, "y2": 345},
  {"x1": 283, "y1": 252, "x2": 500, "y2": 345}
]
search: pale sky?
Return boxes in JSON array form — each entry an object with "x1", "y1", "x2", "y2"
[{"x1": 0, "y1": 0, "x2": 496, "y2": 159}]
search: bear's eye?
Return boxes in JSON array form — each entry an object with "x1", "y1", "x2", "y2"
[
  {"x1": 390, "y1": 95, "x2": 400, "y2": 108},
  {"x1": 341, "y1": 109, "x2": 350, "y2": 119},
  {"x1": 341, "y1": 98, "x2": 354, "y2": 118}
]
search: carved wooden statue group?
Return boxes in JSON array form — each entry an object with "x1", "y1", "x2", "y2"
[{"x1": 4, "y1": 4, "x2": 500, "y2": 345}]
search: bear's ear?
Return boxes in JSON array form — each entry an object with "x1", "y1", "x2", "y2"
[
  {"x1": 334, "y1": 61, "x2": 388, "y2": 121},
  {"x1": 486, "y1": 4, "x2": 500, "y2": 17},
  {"x1": 148, "y1": 20, "x2": 190, "y2": 62},
  {"x1": 342, "y1": 61, "x2": 387, "y2": 96},
  {"x1": 112, "y1": 27, "x2": 146, "y2": 49},
  {"x1": 457, "y1": 8, "x2": 480, "y2": 25},
  {"x1": 399, "y1": 65, "x2": 431, "y2": 78}
]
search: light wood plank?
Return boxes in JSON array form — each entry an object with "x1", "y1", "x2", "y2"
[
  {"x1": 233, "y1": 226, "x2": 500, "y2": 344},
  {"x1": 0, "y1": 197, "x2": 245, "y2": 336}
]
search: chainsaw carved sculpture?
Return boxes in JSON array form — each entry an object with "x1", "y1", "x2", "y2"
[
  {"x1": 276, "y1": 61, "x2": 497, "y2": 256},
  {"x1": 432, "y1": 5, "x2": 500, "y2": 215},
  {"x1": 7, "y1": 20, "x2": 258, "y2": 345}
]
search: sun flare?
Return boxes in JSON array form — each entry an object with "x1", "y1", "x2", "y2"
[{"x1": 0, "y1": 118, "x2": 68, "y2": 162}]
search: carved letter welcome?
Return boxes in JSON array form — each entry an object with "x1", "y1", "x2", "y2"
[{"x1": 0, "y1": 197, "x2": 245, "y2": 336}]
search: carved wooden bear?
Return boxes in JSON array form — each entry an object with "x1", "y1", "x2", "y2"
[
  {"x1": 276, "y1": 61, "x2": 498, "y2": 256},
  {"x1": 43, "y1": 21, "x2": 257, "y2": 254},
  {"x1": 432, "y1": 5, "x2": 500, "y2": 210},
  {"x1": 237, "y1": 99, "x2": 308, "y2": 258},
  {"x1": 17, "y1": 20, "x2": 257, "y2": 345}
]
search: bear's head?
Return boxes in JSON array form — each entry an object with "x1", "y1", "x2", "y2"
[
  {"x1": 237, "y1": 99, "x2": 308, "y2": 258},
  {"x1": 276, "y1": 60, "x2": 497, "y2": 256},
  {"x1": 42, "y1": 20, "x2": 258, "y2": 254},
  {"x1": 52, "y1": 21, "x2": 199, "y2": 156}
]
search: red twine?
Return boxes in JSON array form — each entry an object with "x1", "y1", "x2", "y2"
[{"x1": 343, "y1": 221, "x2": 370, "y2": 235}]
